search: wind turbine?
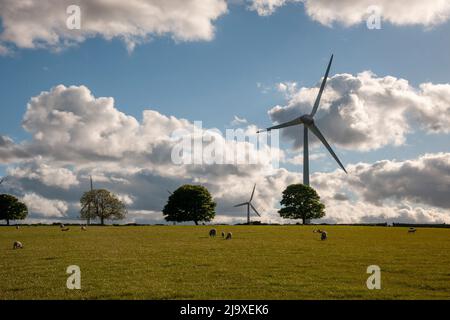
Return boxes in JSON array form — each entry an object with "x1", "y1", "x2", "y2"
[
  {"x1": 234, "y1": 184, "x2": 261, "y2": 224},
  {"x1": 257, "y1": 54, "x2": 347, "y2": 188}
]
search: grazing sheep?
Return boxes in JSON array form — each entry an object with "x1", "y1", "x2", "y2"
[
  {"x1": 408, "y1": 228, "x2": 417, "y2": 234},
  {"x1": 16, "y1": 225, "x2": 20, "y2": 230},
  {"x1": 13, "y1": 241, "x2": 23, "y2": 249},
  {"x1": 314, "y1": 229, "x2": 327, "y2": 240},
  {"x1": 61, "y1": 227, "x2": 70, "y2": 232},
  {"x1": 221, "y1": 231, "x2": 225, "y2": 238},
  {"x1": 225, "y1": 232, "x2": 232, "y2": 240},
  {"x1": 81, "y1": 226, "x2": 87, "y2": 231},
  {"x1": 60, "y1": 223, "x2": 65, "y2": 229},
  {"x1": 209, "y1": 228, "x2": 217, "y2": 237}
]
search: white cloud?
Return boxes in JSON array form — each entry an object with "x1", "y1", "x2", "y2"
[
  {"x1": 22, "y1": 193, "x2": 68, "y2": 217},
  {"x1": 312, "y1": 152, "x2": 450, "y2": 223},
  {"x1": 249, "y1": 0, "x2": 297, "y2": 16},
  {"x1": 8, "y1": 159, "x2": 79, "y2": 189},
  {"x1": 268, "y1": 71, "x2": 450, "y2": 151},
  {"x1": 249, "y1": 0, "x2": 450, "y2": 27},
  {"x1": 1, "y1": 83, "x2": 449, "y2": 225},
  {"x1": 285, "y1": 152, "x2": 325, "y2": 165},
  {"x1": 230, "y1": 115, "x2": 248, "y2": 126},
  {"x1": 0, "y1": 135, "x2": 30, "y2": 164},
  {"x1": 0, "y1": 0, "x2": 228, "y2": 53}
]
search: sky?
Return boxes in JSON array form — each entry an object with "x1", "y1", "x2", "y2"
[{"x1": 0, "y1": 0, "x2": 449, "y2": 224}]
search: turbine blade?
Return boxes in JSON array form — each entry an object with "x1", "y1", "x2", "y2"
[
  {"x1": 309, "y1": 123, "x2": 347, "y2": 173},
  {"x1": 310, "y1": 54, "x2": 333, "y2": 117},
  {"x1": 250, "y1": 203, "x2": 261, "y2": 217},
  {"x1": 260, "y1": 117, "x2": 303, "y2": 132},
  {"x1": 234, "y1": 202, "x2": 248, "y2": 208},
  {"x1": 249, "y1": 183, "x2": 256, "y2": 202}
]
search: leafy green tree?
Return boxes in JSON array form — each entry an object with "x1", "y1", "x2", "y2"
[
  {"x1": 163, "y1": 185, "x2": 216, "y2": 225},
  {"x1": 0, "y1": 194, "x2": 28, "y2": 225},
  {"x1": 80, "y1": 189, "x2": 127, "y2": 225},
  {"x1": 278, "y1": 184, "x2": 325, "y2": 224}
]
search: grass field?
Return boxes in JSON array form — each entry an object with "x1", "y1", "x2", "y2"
[{"x1": 1, "y1": 225, "x2": 449, "y2": 300}]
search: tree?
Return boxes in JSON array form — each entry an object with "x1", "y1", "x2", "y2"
[
  {"x1": 278, "y1": 184, "x2": 325, "y2": 224},
  {"x1": 0, "y1": 194, "x2": 28, "y2": 225},
  {"x1": 80, "y1": 189, "x2": 127, "y2": 225},
  {"x1": 163, "y1": 185, "x2": 216, "y2": 225}
]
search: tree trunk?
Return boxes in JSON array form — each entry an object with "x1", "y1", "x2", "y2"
[
  {"x1": 6, "y1": 217, "x2": 10, "y2": 226},
  {"x1": 101, "y1": 216, "x2": 104, "y2": 225},
  {"x1": 302, "y1": 217, "x2": 306, "y2": 225},
  {"x1": 194, "y1": 221, "x2": 198, "y2": 225}
]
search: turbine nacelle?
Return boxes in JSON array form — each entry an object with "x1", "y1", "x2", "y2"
[
  {"x1": 257, "y1": 54, "x2": 347, "y2": 184},
  {"x1": 233, "y1": 183, "x2": 261, "y2": 224},
  {"x1": 300, "y1": 114, "x2": 314, "y2": 127}
]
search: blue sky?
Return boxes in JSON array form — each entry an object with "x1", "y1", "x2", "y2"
[
  {"x1": 1, "y1": 4, "x2": 449, "y2": 164},
  {"x1": 0, "y1": 0, "x2": 449, "y2": 224}
]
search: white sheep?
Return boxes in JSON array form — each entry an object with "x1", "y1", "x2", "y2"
[
  {"x1": 408, "y1": 228, "x2": 417, "y2": 233},
  {"x1": 60, "y1": 223, "x2": 65, "y2": 229},
  {"x1": 61, "y1": 227, "x2": 70, "y2": 232},
  {"x1": 209, "y1": 228, "x2": 217, "y2": 237},
  {"x1": 225, "y1": 232, "x2": 232, "y2": 240},
  {"x1": 221, "y1": 231, "x2": 225, "y2": 238},
  {"x1": 81, "y1": 225, "x2": 87, "y2": 231},
  {"x1": 16, "y1": 225, "x2": 20, "y2": 230},
  {"x1": 13, "y1": 241, "x2": 23, "y2": 249}
]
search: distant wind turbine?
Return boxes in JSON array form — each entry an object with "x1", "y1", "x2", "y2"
[
  {"x1": 257, "y1": 54, "x2": 347, "y2": 187},
  {"x1": 234, "y1": 184, "x2": 261, "y2": 224}
]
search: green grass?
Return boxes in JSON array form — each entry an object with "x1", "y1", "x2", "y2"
[{"x1": 1, "y1": 225, "x2": 449, "y2": 300}]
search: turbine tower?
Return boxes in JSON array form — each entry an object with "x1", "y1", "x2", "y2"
[
  {"x1": 258, "y1": 54, "x2": 347, "y2": 188},
  {"x1": 234, "y1": 184, "x2": 261, "y2": 224}
]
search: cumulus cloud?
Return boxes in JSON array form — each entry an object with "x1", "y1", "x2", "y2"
[
  {"x1": 268, "y1": 71, "x2": 450, "y2": 151},
  {"x1": 0, "y1": 135, "x2": 30, "y2": 164},
  {"x1": 22, "y1": 193, "x2": 68, "y2": 217},
  {"x1": 284, "y1": 152, "x2": 325, "y2": 165},
  {"x1": 0, "y1": 0, "x2": 227, "y2": 53},
  {"x1": 1, "y1": 83, "x2": 449, "y2": 224},
  {"x1": 312, "y1": 152, "x2": 450, "y2": 223},
  {"x1": 7, "y1": 159, "x2": 79, "y2": 190},
  {"x1": 249, "y1": 0, "x2": 298, "y2": 16},
  {"x1": 3, "y1": 84, "x2": 285, "y2": 222},
  {"x1": 249, "y1": 0, "x2": 450, "y2": 27}
]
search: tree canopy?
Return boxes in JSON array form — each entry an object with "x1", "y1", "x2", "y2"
[
  {"x1": 278, "y1": 184, "x2": 325, "y2": 224},
  {"x1": 0, "y1": 194, "x2": 28, "y2": 225},
  {"x1": 80, "y1": 189, "x2": 127, "y2": 225},
  {"x1": 163, "y1": 185, "x2": 216, "y2": 225}
]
